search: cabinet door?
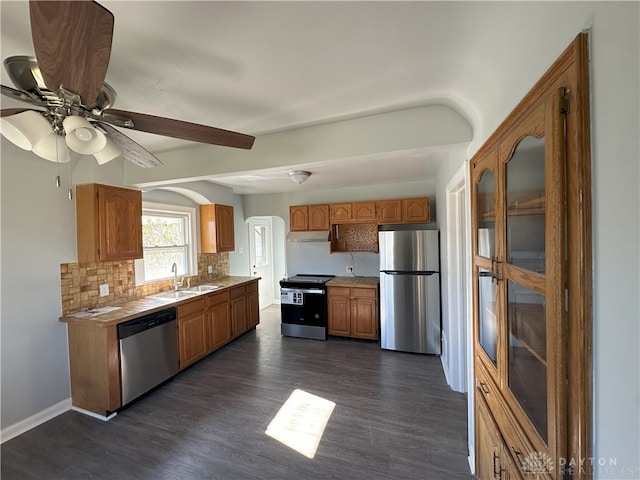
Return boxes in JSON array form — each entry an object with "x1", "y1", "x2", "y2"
[
  {"x1": 328, "y1": 288, "x2": 350, "y2": 336},
  {"x1": 499, "y1": 96, "x2": 567, "y2": 457},
  {"x1": 246, "y1": 281, "x2": 260, "y2": 329},
  {"x1": 308, "y1": 204, "x2": 330, "y2": 230},
  {"x1": 352, "y1": 201, "x2": 377, "y2": 221},
  {"x1": 377, "y1": 200, "x2": 402, "y2": 224},
  {"x1": 216, "y1": 204, "x2": 235, "y2": 252},
  {"x1": 208, "y1": 296, "x2": 231, "y2": 352},
  {"x1": 230, "y1": 286, "x2": 247, "y2": 336},
  {"x1": 290, "y1": 205, "x2": 309, "y2": 231},
  {"x1": 350, "y1": 294, "x2": 378, "y2": 340},
  {"x1": 350, "y1": 287, "x2": 378, "y2": 339},
  {"x1": 98, "y1": 185, "x2": 142, "y2": 261},
  {"x1": 201, "y1": 204, "x2": 235, "y2": 253},
  {"x1": 401, "y1": 197, "x2": 430, "y2": 223},
  {"x1": 330, "y1": 203, "x2": 352, "y2": 222},
  {"x1": 178, "y1": 312, "x2": 208, "y2": 369}
]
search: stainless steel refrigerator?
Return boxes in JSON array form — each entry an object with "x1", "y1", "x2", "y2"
[{"x1": 379, "y1": 228, "x2": 441, "y2": 354}]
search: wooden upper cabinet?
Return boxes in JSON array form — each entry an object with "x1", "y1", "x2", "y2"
[
  {"x1": 308, "y1": 204, "x2": 330, "y2": 230},
  {"x1": 377, "y1": 197, "x2": 430, "y2": 224},
  {"x1": 330, "y1": 201, "x2": 376, "y2": 223},
  {"x1": 290, "y1": 204, "x2": 330, "y2": 231},
  {"x1": 289, "y1": 205, "x2": 308, "y2": 231},
  {"x1": 377, "y1": 199, "x2": 402, "y2": 224},
  {"x1": 352, "y1": 201, "x2": 377, "y2": 221},
  {"x1": 200, "y1": 204, "x2": 235, "y2": 253},
  {"x1": 330, "y1": 203, "x2": 352, "y2": 223},
  {"x1": 76, "y1": 183, "x2": 143, "y2": 263},
  {"x1": 401, "y1": 197, "x2": 430, "y2": 223}
]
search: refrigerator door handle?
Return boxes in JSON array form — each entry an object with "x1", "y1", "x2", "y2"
[{"x1": 381, "y1": 270, "x2": 437, "y2": 276}]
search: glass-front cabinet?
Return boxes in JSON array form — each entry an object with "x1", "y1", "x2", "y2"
[{"x1": 472, "y1": 90, "x2": 569, "y2": 480}]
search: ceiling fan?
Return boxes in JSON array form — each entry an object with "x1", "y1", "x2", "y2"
[{"x1": 0, "y1": 1, "x2": 255, "y2": 169}]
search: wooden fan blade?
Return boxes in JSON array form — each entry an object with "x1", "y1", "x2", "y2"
[
  {"x1": 1, "y1": 84, "x2": 47, "y2": 107},
  {"x1": 29, "y1": 1, "x2": 114, "y2": 106},
  {"x1": 103, "y1": 109, "x2": 255, "y2": 150},
  {"x1": 94, "y1": 122, "x2": 163, "y2": 168},
  {"x1": 1, "y1": 108, "x2": 38, "y2": 117}
]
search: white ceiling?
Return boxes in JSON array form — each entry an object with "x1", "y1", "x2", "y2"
[{"x1": 0, "y1": 1, "x2": 597, "y2": 194}]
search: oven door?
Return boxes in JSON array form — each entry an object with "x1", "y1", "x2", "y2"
[{"x1": 280, "y1": 287, "x2": 327, "y2": 327}]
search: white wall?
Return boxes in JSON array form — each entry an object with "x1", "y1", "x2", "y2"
[
  {"x1": 588, "y1": 5, "x2": 640, "y2": 476},
  {"x1": 1, "y1": 142, "x2": 76, "y2": 430}
]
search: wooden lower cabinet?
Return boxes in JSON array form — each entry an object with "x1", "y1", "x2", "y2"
[
  {"x1": 230, "y1": 285, "x2": 248, "y2": 337},
  {"x1": 476, "y1": 394, "x2": 522, "y2": 480},
  {"x1": 178, "y1": 297, "x2": 208, "y2": 370},
  {"x1": 328, "y1": 285, "x2": 378, "y2": 340},
  {"x1": 64, "y1": 279, "x2": 260, "y2": 415},
  {"x1": 66, "y1": 323, "x2": 121, "y2": 416},
  {"x1": 207, "y1": 290, "x2": 231, "y2": 352},
  {"x1": 246, "y1": 281, "x2": 260, "y2": 329}
]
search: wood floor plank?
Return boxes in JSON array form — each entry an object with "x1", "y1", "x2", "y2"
[{"x1": 1, "y1": 305, "x2": 472, "y2": 479}]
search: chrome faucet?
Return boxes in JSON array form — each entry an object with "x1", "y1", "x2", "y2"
[{"x1": 171, "y1": 262, "x2": 183, "y2": 291}]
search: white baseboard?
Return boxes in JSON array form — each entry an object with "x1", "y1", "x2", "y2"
[
  {"x1": 1, "y1": 398, "x2": 71, "y2": 444},
  {"x1": 468, "y1": 453, "x2": 476, "y2": 475},
  {"x1": 71, "y1": 406, "x2": 117, "y2": 422}
]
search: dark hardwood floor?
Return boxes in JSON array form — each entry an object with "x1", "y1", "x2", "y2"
[{"x1": 1, "y1": 305, "x2": 472, "y2": 480}]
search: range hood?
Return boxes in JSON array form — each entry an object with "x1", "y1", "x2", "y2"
[{"x1": 286, "y1": 231, "x2": 331, "y2": 243}]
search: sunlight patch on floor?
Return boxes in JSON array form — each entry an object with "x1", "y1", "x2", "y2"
[{"x1": 265, "y1": 389, "x2": 336, "y2": 459}]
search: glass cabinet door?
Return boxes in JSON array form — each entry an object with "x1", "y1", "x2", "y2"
[
  {"x1": 478, "y1": 267, "x2": 498, "y2": 366},
  {"x1": 498, "y1": 93, "x2": 566, "y2": 455},
  {"x1": 476, "y1": 169, "x2": 496, "y2": 259}
]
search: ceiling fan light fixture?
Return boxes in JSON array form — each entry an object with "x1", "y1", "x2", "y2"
[
  {"x1": 93, "y1": 138, "x2": 122, "y2": 165},
  {"x1": 63, "y1": 115, "x2": 107, "y2": 154},
  {"x1": 0, "y1": 110, "x2": 51, "y2": 150},
  {"x1": 288, "y1": 171, "x2": 312, "y2": 184},
  {"x1": 32, "y1": 133, "x2": 71, "y2": 163}
]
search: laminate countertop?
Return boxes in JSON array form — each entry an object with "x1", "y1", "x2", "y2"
[
  {"x1": 59, "y1": 276, "x2": 258, "y2": 328},
  {"x1": 326, "y1": 276, "x2": 379, "y2": 288}
]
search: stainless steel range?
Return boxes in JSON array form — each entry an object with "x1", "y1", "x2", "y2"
[{"x1": 280, "y1": 274, "x2": 335, "y2": 340}]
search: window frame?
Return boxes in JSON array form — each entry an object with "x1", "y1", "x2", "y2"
[{"x1": 136, "y1": 202, "x2": 198, "y2": 285}]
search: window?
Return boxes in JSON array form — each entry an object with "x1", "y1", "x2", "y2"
[{"x1": 139, "y1": 203, "x2": 197, "y2": 283}]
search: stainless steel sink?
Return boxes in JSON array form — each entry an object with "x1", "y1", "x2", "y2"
[
  {"x1": 155, "y1": 290, "x2": 200, "y2": 300},
  {"x1": 187, "y1": 285, "x2": 221, "y2": 292}
]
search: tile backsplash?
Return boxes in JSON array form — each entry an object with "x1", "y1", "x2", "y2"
[{"x1": 60, "y1": 252, "x2": 229, "y2": 314}]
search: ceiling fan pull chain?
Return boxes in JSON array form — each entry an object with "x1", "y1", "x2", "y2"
[
  {"x1": 55, "y1": 136, "x2": 61, "y2": 188},
  {"x1": 67, "y1": 162, "x2": 73, "y2": 201}
]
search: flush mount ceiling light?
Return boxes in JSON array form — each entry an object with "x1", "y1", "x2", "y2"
[{"x1": 288, "y1": 171, "x2": 312, "y2": 184}]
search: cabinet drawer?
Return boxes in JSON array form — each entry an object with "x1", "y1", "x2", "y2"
[
  {"x1": 178, "y1": 297, "x2": 206, "y2": 317},
  {"x1": 246, "y1": 281, "x2": 258, "y2": 293},
  {"x1": 352, "y1": 287, "x2": 377, "y2": 298},
  {"x1": 207, "y1": 289, "x2": 230, "y2": 308},
  {"x1": 328, "y1": 286, "x2": 350, "y2": 297},
  {"x1": 230, "y1": 285, "x2": 246, "y2": 299}
]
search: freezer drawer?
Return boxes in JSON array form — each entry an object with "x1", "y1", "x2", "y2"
[{"x1": 380, "y1": 272, "x2": 441, "y2": 354}]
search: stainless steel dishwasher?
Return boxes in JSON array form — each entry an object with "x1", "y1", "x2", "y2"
[{"x1": 118, "y1": 307, "x2": 179, "y2": 406}]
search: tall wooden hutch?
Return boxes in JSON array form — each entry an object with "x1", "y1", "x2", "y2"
[{"x1": 471, "y1": 34, "x2": 592, "y2": 479}]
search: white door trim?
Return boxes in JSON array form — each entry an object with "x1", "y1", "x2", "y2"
[
  {"x1": 248, "y1": 217, "x2": 275, "y2": 309},
  {"x1": 444, "y1": 161, "x2": 474, "y2": 472}
]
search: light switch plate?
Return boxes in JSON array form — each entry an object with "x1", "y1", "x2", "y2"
[
  {"x1": 207, "y1": 265, "x2": 213, "y2": 274},
  {"x1": 99, "y1": 284, "x2": 109, "y2": 297}
]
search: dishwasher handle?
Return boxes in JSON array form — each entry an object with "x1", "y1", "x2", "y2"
[{"x1": 117, "y1": 307, "x2": 177, "y2": 339}]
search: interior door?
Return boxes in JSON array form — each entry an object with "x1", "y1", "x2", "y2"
[{"x1": 249, "y1": 217, "x2": 274, "y2": 309}]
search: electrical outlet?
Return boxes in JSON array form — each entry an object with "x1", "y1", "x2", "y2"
[
  {"x1": 207, "y1": 265, "x2": 213, "y2": 274},
  {"x1": 99, "y1": 284, "x2": 109, "y2": 297},
  {"x1": 346, "y1": 266, "x2": 354, "y2": 274}
]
